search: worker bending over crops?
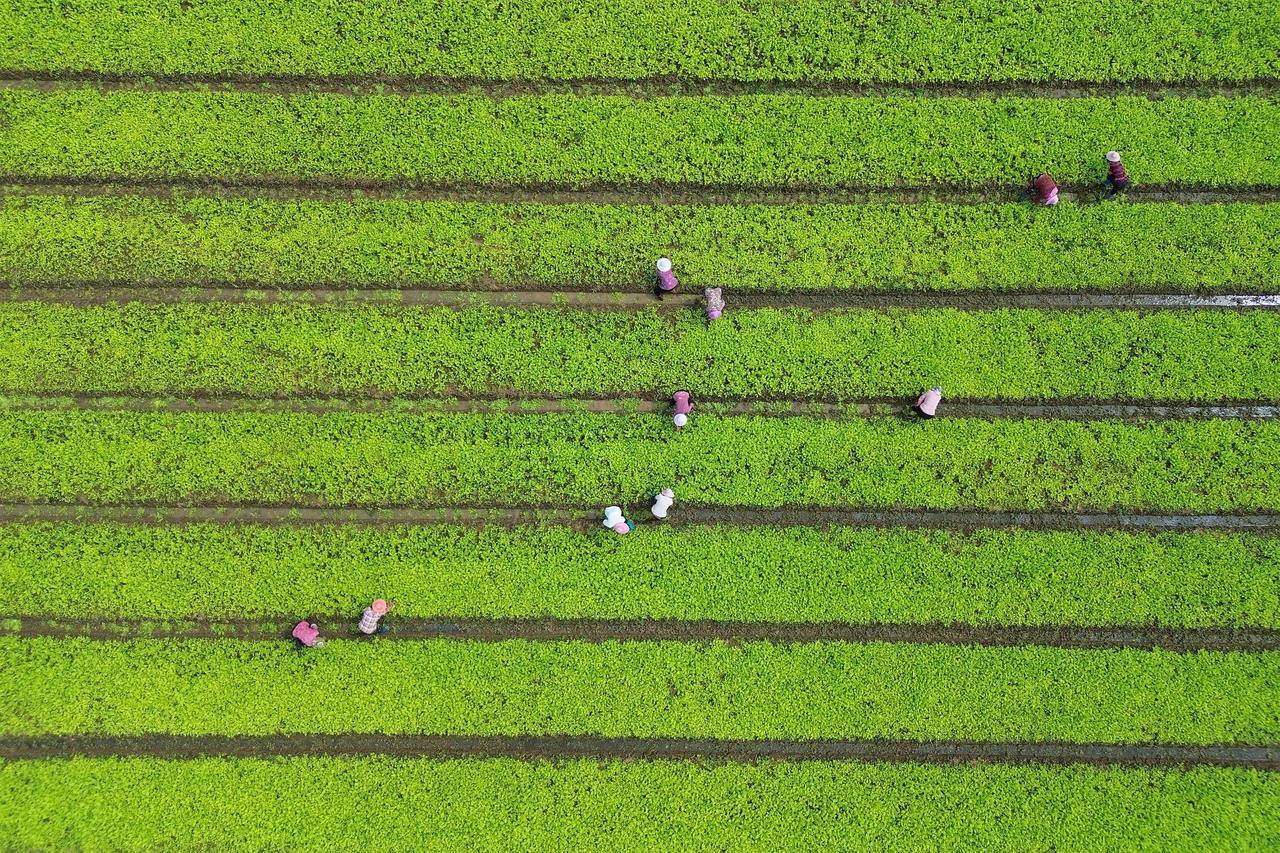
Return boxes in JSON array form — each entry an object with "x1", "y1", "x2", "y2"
[
  {"x1": 603, "y1": 505, "x2": 635, "y2": 534},
  {"x1": 358, "y1": 598, "x2": 392, "y2": 636},
  {"x1": 914, "y1": 386, "x2": 943, "y2": 419},
  {"x1": 655, "y1": 257, "x2": 679, "y2": 300},
  {"x1": 672, "y1": 391, "x2": 694, "y2": 429},
  {"x1": 292, "y1": 620, "x2": 325, "y2": 649},
  {"x1": 1105, "y1": 151, "x2": 1130, "y2": 194},
  {"x1": 705, "y1": 287, "x2": 725, "y2": 320},
  {"x1": 651, "y1": 488, "x2": 675, "y2": 519},
  {"x1": 1030, "y1": 173, "x2": 1059, "y2": 206}
]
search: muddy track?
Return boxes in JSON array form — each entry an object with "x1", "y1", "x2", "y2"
[
  {"x1": 1, "y1": 71, "x2": 1278, "y2": 100},
  {"x1": 6, "y1": 614, "x2": 1277, "y2": 653},
  {"x1": 1, "y1": 733, "x2": 1275, "y2": 770},
  {"x1": 4, "y1": 393, "x2": 1278, "y2": 422},
  {"x1": 5, "y1": 285, "x2": 1280, "y2": 312},
  {"x1": 2, "y1": 503, "x2": 1278, "y2": 533},
  {"x1": 4, "y1": 178, "x2": 1277, "y2": 206}
]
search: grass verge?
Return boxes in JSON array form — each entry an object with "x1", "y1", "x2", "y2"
[
  {"x1": 0, "y1": 523, "x2": 1276, "y2": 628},
  {"x1": 1, "y1": 90, "x2": 1277, "y2": 186}
]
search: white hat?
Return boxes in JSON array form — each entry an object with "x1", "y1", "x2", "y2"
[
  {"x1": 1106, "y1": 151, "x2": 1121, "y2": 163},
  {"x1": 602, "y1": 505, "x2": 624, "y2": 528},
  {"x1": 656, "y1": 257, "x2": 673, "y2": 273},
  {"x1": 673, "y1": 413, "x2": 688, "y2": 427}
]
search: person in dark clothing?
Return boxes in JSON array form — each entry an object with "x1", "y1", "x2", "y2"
[
  {"x1": 1105, "y1": 151, "x2": 1131, "y2": 194},
  {"x1": 1029, "y1": 173, "x2": 1059, "y2": 206}
]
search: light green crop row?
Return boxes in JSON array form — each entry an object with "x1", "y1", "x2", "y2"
[
  {"x1": 1, "y1": 89, "x2": 1277, "y2": 187},
  {"x1": 2, "y1": 523, "x2": 1278, "y2": 629},
  {"x1": 3, "y1": 303, "x2": 1279, "y2": 401},
  {"x1": 5, "y1": 194, "x2": 1279, "y2": 291},
  {"x1": 4, "y1": 0, "x2": 1277, "y2": 83},
  {"x1": 1, "y1": 758, "x2": 1276, "y2": 852},
  {"x1": 2, "y1": 637, "x2": 1277, "y2": 743},
  {"x1": 1, "y1": 411, "x2": 1279, "y2": 511}
]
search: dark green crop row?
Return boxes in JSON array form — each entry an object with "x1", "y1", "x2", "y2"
[
  {"x1": 5, "y1": 194, "x2": 1279, "y2": 291},
  {"x1": 3, "y1": 0, "x2": 1277, "y2": 83},
  {"x1": 1, "y1": 758, "x2": 1275, "y2": 851},
  {"x1": 2, "y1": 89, "x2": 1277, "y2": 187},
  {"x1": 2, "y1": 523, "x2": 1276, "y2": 628},
  {"x1": 3, "y1": 637, "x2": 1276, "y2": 743},
  {"x1": 0, "y1": 410, "x2": 1277, "y2": 511},
  {"x1": 3, "y1": 303, "x2": 1279, "y2": 401}
]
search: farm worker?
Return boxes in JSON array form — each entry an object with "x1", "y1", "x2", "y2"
[
  {"x1": 292, "y1": 620, "x2": 325, "y2": 649},
  {"x1": 705, "y1": 287, "x2": 725, "y2": 320},
  {"x1": 672, "y1": 391, "x2": 694, "y2": 430},
  {"x1": 914, "y1": 386, "x2": 943, "y2": 419},
  {"x1": 1030, "y1": 173, "x2": 1059, "y2": 206},
  {"x1": 651, "y1": 488, "x2": 675, "y2": 519},
  {"x1": 603, "y1": 505, "x2": 634, "y2": 534},
  {"x1": 358, "y1": 598, "x2": 391, "y2": 636},
  {"x1": 1105, "y1": 151, "x2": 1130, "y2": 193},
  {"x1": 655, "y1": 257, "x2": 679, "y2": 299}
]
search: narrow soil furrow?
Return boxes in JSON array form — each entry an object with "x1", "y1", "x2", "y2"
[
  {"x1": 5, "y1": 286, "x2": 1280, "y2": 311},
  {"x1": 3, "y1": 178, "x2": 1277, "y2": 206},
  {"x1": 5, "y1": 614, "x2": 1277, "y2": 652},
  {"x1": 1, "y1": 72, "x2": 1277, "y2": 100},
  {"x1": 1, "y1": 734, "x2": 1275, "y2": 770},
  {"x1": 3, "y1": 394, "x2": 1278, "y2": 421},
  {"x1": 0, "y1": 503, "x2": 1276, "y2": 532}
]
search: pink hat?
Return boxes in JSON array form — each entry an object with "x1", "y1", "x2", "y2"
[
  {"x1": 707, "y1": 309, "x2": 722, "y2": 319},
  {"x1": 371, "y1": 599, "x2": 389, "y2": 615},
  {"x1": 1106, "y1": 151, "x2": 1121, "y2": 163},
  {"x1": 612, "y1": 521, "x2": 631, "y2": 534}
]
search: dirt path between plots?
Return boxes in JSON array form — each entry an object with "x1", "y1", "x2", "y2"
[
  {"x1": 1, "y1": 734, "x2": 1275, "y2": 770},
  {"x1": 6, "y1": 285, "x2": 1280, "y2": 311},
  {"x1": 2, "y1": 71, "x2": 1277, "y2": 100},
  {"x1": 4, "y1": 178, "x2": 1278, "y2": 206},
  {"x1": 1, "y1": 503, "x2": 1279, "y2": 532},
  {"x1": 5, "y1": 393, "x2": 1278, "y2": 421},
  {"x1": 6, "y1": 614, "x2": 1277, "y2": 653}
]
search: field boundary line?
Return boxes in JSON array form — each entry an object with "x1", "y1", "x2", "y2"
[
  {"x1": 2, "y1": 393, "x2": 1278, "y2": 421},
  {"x1": 5, "y1": 614, "x2": 1277, "y2": 653},
  {"x1": 1, "y1": 503, "x2": 1278, "y2": 532},
  {"x1": 4, "y1": 178, "x2": 1278, "y2": 206},
  {"x1": 2, "y1": 734, "x2": 1276, "y2": 770},
  {"x1": 5, "y1": 286, "x2": 1280, "y2": 311},
  {"x1": 2, "y1": 72, "x2": 1278, "y2": 100}
]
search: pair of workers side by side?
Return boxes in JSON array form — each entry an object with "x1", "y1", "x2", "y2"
[
  {"x1": 292, "y1": 598, "x2": 392, "y2": 649},
  {"x1": 1030, "y1": 150, "x2": 1132, "y2": 207},
  {"x1": 603, "y1": 488, "x2": 675, "y2": 535},
  {"x1": 656, "y1": 257, "x2": 725, "y2": 322}
]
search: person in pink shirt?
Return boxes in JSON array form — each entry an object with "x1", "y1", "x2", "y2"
[
  {"x1": 358, "y1": 599, "x2": 392, "y2": 636},
  {"x1": 1030, "y1": 173, "x2": 1059, "y2": 206},
  {"x1": 914, "y1": 386, "x2": 942, "y2": 419},
  {"x1": 655, "y1": 257, "x2": 679, "y2": 300},
  {"x1": 672, "y1": 391, "x2": 694, "y2": 430},
  {"x1": 292, "y1": 620, "x2": 325, "y2": 649}
]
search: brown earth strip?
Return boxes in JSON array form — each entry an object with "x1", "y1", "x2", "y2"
[
  {"x1": 2, "y1": 393, "x2": 1278, "y2": 421},
  {"x1": 0, "y1": 503, "x2": 1277, "y2": 533},
  {"x1": 4, "y1": 285, "x2": 1280, "y2": 311},
  {"x1": 1, "y1": 733, "x2": 1275, "y2": 770},
  {"x1": 3, "y1": 177, "x2": 1277, "y2": 206},
  {"x1": 1, "y1": 71, "x2": 1277, "y2": 100},
  {"x1": 5, "y1": 614, "x2": 1278, "y2": 653}
]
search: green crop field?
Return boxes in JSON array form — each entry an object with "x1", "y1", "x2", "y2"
[{"x1": 0, "y1": 2, "x2": 1278, "y2": 850}]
